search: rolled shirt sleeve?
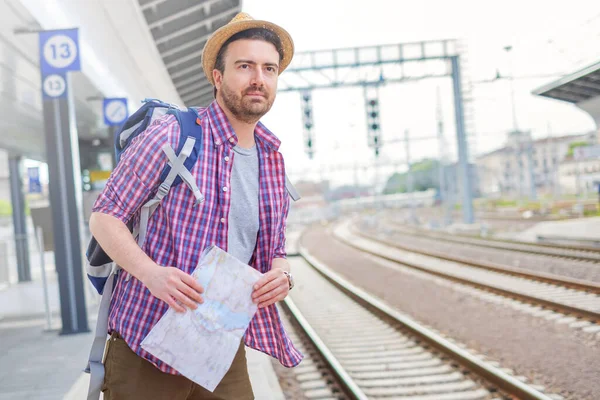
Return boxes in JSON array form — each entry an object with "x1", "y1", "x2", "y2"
[
  {"x1": 273, "y1": 192, "x2": 290, "y2": 259},
  {"x1": 91, "y1": 115, "x2": 180, "y2": 224}
]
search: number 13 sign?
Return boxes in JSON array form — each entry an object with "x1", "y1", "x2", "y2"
[{"x1": 39, "y1": 28, "x2": 81, "y2": 99}]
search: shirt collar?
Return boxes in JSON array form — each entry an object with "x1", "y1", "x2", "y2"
[{"x1": 206, "y1": 100, "x2": 281, "y2": 151}]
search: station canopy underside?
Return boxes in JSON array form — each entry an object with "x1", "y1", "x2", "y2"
[
  {"x1": 138, "y1": 0, "x2": 241, "y2": 107},
  {"x1": 533, "y1": 60, "x2": 600, "y2": 104}
]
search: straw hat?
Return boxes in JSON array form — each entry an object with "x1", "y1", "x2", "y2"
[{"x1": 201, "y1": 12, "x2": 294, "y2": 86}]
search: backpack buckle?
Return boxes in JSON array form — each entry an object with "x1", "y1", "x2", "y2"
[
  {"x1": 158, "y1": 182, "x2": 170, "y2": 198},
  {"x1": 192, "y1": 190, "x2": 205, "y2": 206}
]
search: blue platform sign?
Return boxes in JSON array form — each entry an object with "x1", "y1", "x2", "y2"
[
  {"x1": 42, "y1": 72, "x2": 68, "y2": 99},
  {"x1": 103, "y1": 98, "x2": 129, "y2": 126},
  {"x1": 39, "y1": 28, "x2": 81, "y2": 75},
  {"x1": 28, "y1": 167, "x2": 42, "y2": 194}
]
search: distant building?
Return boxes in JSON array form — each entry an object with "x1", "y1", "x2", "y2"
[
  {"x1": 442, "y1": 162, "x2": 480, "y2": 200},
  {"x1": 558, "y1": 157, "x2": 600, "y2": 195},
  {"x1": 476, "y1": 131, "x2": 595, "y2": 197}
]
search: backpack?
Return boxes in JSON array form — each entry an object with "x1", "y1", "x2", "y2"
[
  {"x1": 84, "y1": 98, "x2": 206, "y2": 400},
  {"x1": 85, "y1": 98, "x2": 205, "y2": 295}
]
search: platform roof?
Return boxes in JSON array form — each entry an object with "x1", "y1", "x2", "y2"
[
  {"x1": 138, "y1": 0, "x2": 241, "y2": 107},
  {"x1": 532, "y1": 60, "x2": 600, "y2": 104}
]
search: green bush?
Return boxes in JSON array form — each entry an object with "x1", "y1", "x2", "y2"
[
  {"x1": 0, "y1": 199, "x2": 31, "y2": 217},
  {"x1": 0, "y1": 200, "x2": 11, "y2": 217},
  {"x1": 566, "y1": 141, "x2": 590, "y2": 157},
  {"x1": 583, "y1": 207, "x2": 600, "y2": 217},
  {"x1": 494, "y1": 199, "x2": 518, "y2": 208}
]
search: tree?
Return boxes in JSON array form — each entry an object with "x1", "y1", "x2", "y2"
[
  {"x1": 566, "y1": 141, "x2": 590, "y2": 158},
  {"x1": 383, "y1": 159, "x2": 440, "y2": 194}
]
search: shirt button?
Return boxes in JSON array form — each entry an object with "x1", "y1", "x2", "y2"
[
  {"x1": 224, "y1": 156, "x2": 230, "y2": 162},
  {"x1": 229, "y1": 137, "x2": 235, "y2": 143},
  {"x1": 222, "y1": 186, "x2": 228, "y2": 192},
  {"x1": 220, "y1": 218, "x2": 226, "y2": 223},
  {"x1": 215, "y1": 141, "x2": 221, "y2": 145}
]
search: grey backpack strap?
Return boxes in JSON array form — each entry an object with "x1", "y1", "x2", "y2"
[
  {"x1": 161, "y1": 143, "x2": 204, "y2": 204},
  {"x1": 137, "y1": 137, "x2": 203, "y2": 249},
  {"x1": 285, "y1": 173, "x2": 301, "y2": 201},
  {"x1": 129, "y1": 137, "x2": 203, "y2": 283},
  {"x1": 85, "y1": 266, "x2": 117, "y2": 400}
]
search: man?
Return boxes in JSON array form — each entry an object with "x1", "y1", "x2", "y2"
[{"x1": 89, "y1": 12, "x2": 302, "y2": 400}]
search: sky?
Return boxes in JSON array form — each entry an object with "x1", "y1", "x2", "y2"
[
  {"x1": 242, "y1": 0, "x2": 600, "y2": 188},
  {"x1": 22, "y1": 0, "x2": 600, "y2": 190}
]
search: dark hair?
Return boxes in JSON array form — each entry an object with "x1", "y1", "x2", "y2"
[{"x1": 214, "y1": 28, "x2": 284, "y2": 75}]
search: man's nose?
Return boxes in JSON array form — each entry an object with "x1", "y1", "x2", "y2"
[{"x1": 250, "y1": 69, "x2": 265, "y2": 87}]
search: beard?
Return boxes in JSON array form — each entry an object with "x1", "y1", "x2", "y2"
[{"x1": 219, "y1": 82, "x2": 275, "y2": 124}]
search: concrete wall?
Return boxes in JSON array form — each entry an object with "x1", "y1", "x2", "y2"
[
  {"x1": 559, "y1": 158, "x2": 600, "y2": 195},
  {"x1": 0, "y1": 150, "x2": 10, "y2": 203}
]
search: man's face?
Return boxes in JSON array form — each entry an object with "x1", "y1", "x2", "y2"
[{"x1": 214, "y1": 39, "x2": 280, "y2": 124}]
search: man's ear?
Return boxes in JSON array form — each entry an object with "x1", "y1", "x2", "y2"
[{"x1": 213, "y1": 69, "x2": 223, "y2": 91}]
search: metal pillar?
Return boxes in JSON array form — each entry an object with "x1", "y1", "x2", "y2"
[
  {"x1": 450, "y1": 56, "x2": 474, "y2": 224},
  {"x1": 553, "y1": 141, "x2": 561, "y2": 199},
  {"x1": 436, "y1": 86, "x2": 448, "y2": 225},
  {"x1": 42, "y1": 75, "x2": 89, "y2": 335},
  {"x1": 517, "y1": 149, "x2": 525, "y2": 199},
  {"x1": 526, "y1": 142, "x2": 537, "y2": 200},
  {"x1": 8, "y1": 155, "x2": 31, "y2": 282},
  {"x1": 404, "y1": 129, "x2": 416, "y2": 222},
  {"x1": 445, "y1": 165, "x2": 456, "y2": 225},
  {"x1": 505, "y1": 46, "x2": 520, "y2": 132}
]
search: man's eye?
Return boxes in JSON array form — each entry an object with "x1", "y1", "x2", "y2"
[{"x1": 241, "y1": 64, "x2": 249, "y2": 69}]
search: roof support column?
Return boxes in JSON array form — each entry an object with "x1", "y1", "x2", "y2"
[
  {"x1": 8, "y1": 155, "x2": 31, "y2": 282},
  {"x1": 43, "y1": 77, "x2": 89, "y2": 335}
]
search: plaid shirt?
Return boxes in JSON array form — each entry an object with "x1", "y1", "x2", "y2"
[{"x1": 92, "y1": 100, "x2": 303, "y2": 374}]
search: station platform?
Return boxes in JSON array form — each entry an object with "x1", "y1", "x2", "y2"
[
  {"x1": 0, "y1": 260, "x2": 286, "y2": 399},
  {"x1": 428, "y1": 213, "x2": 600, "y2": 245},
  {"x1": 513, "y1": 216, "x2": 600, "y2": 244}
]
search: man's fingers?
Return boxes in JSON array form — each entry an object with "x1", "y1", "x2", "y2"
[
  {"x1": 179, "y1": 271, "x2": 204, "y2": 294},
  {"x1": 255, "y1": 286, "x2": 286, "y2": 305},
  {"x1": 253, "y1": 275, "x2": 284, "y2": 298},
  {"x1": 258, "y1": 300, "x2": 275, "y2": 308},
  {"x1": 171, "y1": 289, "x2": 198, "y2": 310},
  {"x1": 165, "y1": 295, "x2": 186, "y2": 313},
  {"x1": 177, "y1": 280, "x2": 204, "y2": 304},
  {"x1": 253, "y1": 269, "x2": 280, "y2": 290},
  {"x1": 258, "y1": 292, "x2": 285, "y2": 308},
  {"x1": 253, "y1": 280, "x2": 278, "y2": 299}
]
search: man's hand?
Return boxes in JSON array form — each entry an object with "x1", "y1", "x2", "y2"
[
  {"x1": 252, "y1": 268, "x2": 289, "y2": 308},
  {"x1": 140, "y1": 264, "x2": 204, "y2": 313}
]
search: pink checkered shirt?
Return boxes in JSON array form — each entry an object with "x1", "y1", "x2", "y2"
[{"x1": 92, "y1": 100, "x2": 303, "y2": 374}]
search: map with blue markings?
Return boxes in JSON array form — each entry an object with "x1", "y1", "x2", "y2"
[{"x1": 141, "y1": 245, "x2": 262, "y2": 392}]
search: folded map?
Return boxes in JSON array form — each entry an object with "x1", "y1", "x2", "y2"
[{"x1": 141, "y1": 245, "x2": 262, "y2": 391}]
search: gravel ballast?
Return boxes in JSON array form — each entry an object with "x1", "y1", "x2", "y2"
[
  {"x1": 301, "y1": 225, "x2": 600, "y2": 400},
  {"x1": 367, "y1": 221, "x2": 600, "y2": 284}
]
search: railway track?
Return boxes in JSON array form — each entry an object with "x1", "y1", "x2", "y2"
[
  {"x1": 384, "y1": 217, "x2": 600, "y2": 263},
  {"x1": 335, "y1": 220, "x2": 600, "y2": 323},
  {"x1": 279, "y1": 247, "x2": 556, "y2": 399},
  {"x1": 274, "y1": 307, "x2": 351, "y2": 399}
]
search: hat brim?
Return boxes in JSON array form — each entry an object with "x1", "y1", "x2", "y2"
[{"x1": 201, "y1": 19, "x2": 294, "y2": 86}]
